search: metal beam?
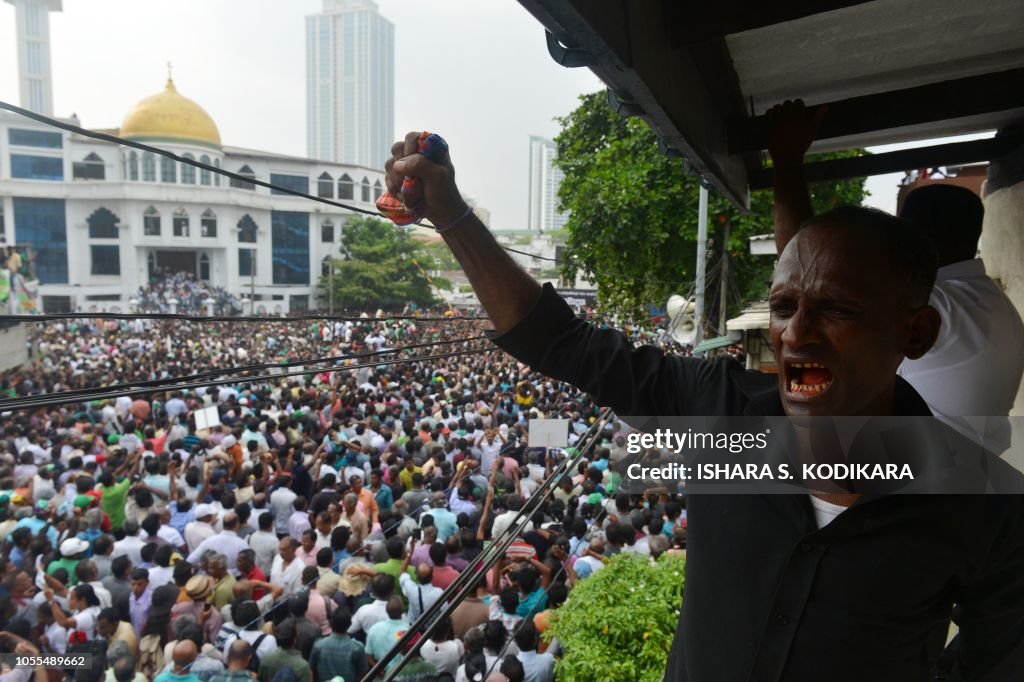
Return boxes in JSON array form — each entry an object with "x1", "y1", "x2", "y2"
[
  {"x1": 748, "y1": 136, "x2": 1022, "y2": 190},
  {"x1": 663, "y1": 0, "x2": 875, "y2": 47},
  {"x1": 729, "y1": 68, "x2": 1024, "y2": 154}
]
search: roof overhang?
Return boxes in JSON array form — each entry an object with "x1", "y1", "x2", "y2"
[{"x1": 517, "y1": 0, "x2": 1024, "y2": 208}]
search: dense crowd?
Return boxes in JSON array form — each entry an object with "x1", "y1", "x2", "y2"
[
  {"x1": 134, "y1": 274, "x2": 243, "y2": 315},
  {"x1": 0, "y1": 308, "x2": 688, "y2": 682}
]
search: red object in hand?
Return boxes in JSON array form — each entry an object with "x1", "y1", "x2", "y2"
[{"x1": 377, "y1": 131, "x2": 449, "y2": 226}]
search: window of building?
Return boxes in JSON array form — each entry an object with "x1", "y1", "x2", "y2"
[
  {"x1": 230, "y1": 164, "x2": 256, "y2": 190},
  {"x1": 199, "y1": 253, "x2": 210, "y2": 281},
  {"x1": 200, "y1": 155, "x2": 211, "y2": 185},
  {"x1": 87, "y1": 207, "x2": 119, "y2": 239},
  {"x1": 373, "y1": 179, "x2": 383, "y2": 201},
  {"x1": 181, "y1": 153, "x2": 196, "y2": 184},
  {"x1": 0, "y1": 204, "x2": 5, "y2": 241},
  {"x1": 90, "y1": 245, "x2": 120, "y2": 275},
  {"x1": 128, "y1": 151, "x2": 139, "y2": 181},
  {"x1": 238, "y1": 248, "x2": 256, "y2": 277},
  {"x1": 317, "y1": 172, "x2": 333, "y2": 198},
  {"x1": 214, "y1": 158, "x2": 221, "y2": 186},
  {"x1": 201, "y1": 209, "x2": 217, "y2": 238},
  {"x1": 42, "y1": 295, "x2": 72, "y2": 313},
  {"x1": 270, "y1": 173, "x2": 308, "y2": 196},
  {"x1": 161, "y1": 156, "x2": 177, "y2": 183},
  {"x1": 237, "y1": 215, "x2": 257, "y2": 243},
  {"x1": 321, "y1": 220, "x2": 334, "y2": 243},
  {"x1": 8, "y1": 128, "x2": 61, "y2": 148},
  {"x1": 361, "y1": 177, "x2": 370, "y2": 202},
  {"x1": 173, "y1": 209, "x2": 189, "y2": 237},
  {"x1": 321, "y1": 255, "x2": 332, "y2": 277},
  {"x1": 11, "y1": 154, "x2": 63, "y2": 180},
  {"x1": 13, "y1": 197, "x2": 67, "y2": 283},
  {"x1": 142, "y1": 152, "x2": 156, "y2": 181},
  {"x1": 143, "y1": 207, "x2": 161, "y2": 236},
  {"x1": 271, "y1": 210, "x2": 309, "y2": 285},
  {"x1": 147, "y1": 251, "x2": 156, "y2": 277},
  {"x1": 72, "y1": 153, "x2": 105, "y2": 180},
  {"x1": 338, "y1": 174, "x2": 354, "y2": 200}
]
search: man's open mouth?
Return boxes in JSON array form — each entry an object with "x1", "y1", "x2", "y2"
[{"x1": 786, "y1": 361, "x2": 834, "y2": 396}]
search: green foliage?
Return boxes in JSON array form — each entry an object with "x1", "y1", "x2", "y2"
[
  {"x1": 548, "y1": 553, "x2": 686, "y2": 682},
  {"x1": 421, "y1": 240, "x2": 460, "y2": 271},
  {"x1": 554, "y1": 91, "x2": 869, "y2": 319},
  {"x1": 320, "y1": 217, "x2": 448, "y2": 309}
]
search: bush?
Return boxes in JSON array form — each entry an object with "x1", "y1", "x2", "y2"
[{"x1": 548, "y1": 552, "x2": 685, "y2": 681}]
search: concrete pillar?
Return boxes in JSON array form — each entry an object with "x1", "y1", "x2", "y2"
[{"x1": 979, "y1": 136, "x2": 1024, "y2": 415}]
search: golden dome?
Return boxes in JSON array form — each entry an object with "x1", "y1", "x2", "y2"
[{"x1": 120, "y1": 78, "x2": 221, "y2": 147}]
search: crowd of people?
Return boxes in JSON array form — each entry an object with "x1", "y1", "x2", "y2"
[
  {"x1": 0, "y1": 307, "x2": 688, "y2": 682},
  {"x1": 133, "y1": 274, "x2": 243, "y2": 316}
]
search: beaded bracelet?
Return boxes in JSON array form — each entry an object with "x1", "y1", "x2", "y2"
[{"x1": 434, "y1": 207, "x2": 474, "y2": 234}]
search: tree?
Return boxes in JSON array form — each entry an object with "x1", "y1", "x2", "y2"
[
  {"x1": 549, "y1": 553, "x2": 686, "y2": 682},
  {"x1": 320, "y1": 217, "x2": 450, "y2": 310},
  {"x1": 554, "y1": 91, "x2": 869, "y2": 320}
]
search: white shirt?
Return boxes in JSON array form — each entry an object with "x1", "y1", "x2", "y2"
[
  {"x1": 809, "y1": 495, "x2": 847, "y2": 529},
  {"x1": 87, "y1": 581, "x2": 113, "y2": 609},
  {"x1": 269, "y1": 555, "x2": 304, "y2": 596},
  {"x1": 184, "y1": 520, "x2": 216, "y2": 553},
  {"x1": 898, "y1": 259, "x2": 1024, "y2": 438},
  {"x1": 399, "y1": 572, "x2": 445, "y2": 623},
  {"x1": 420, "y1": 638, "x2": 464, "y2": 675},
  {"x1": 270, "y1": 488, "x2": 298, "y2": 535},
  {"x1": 151, "y1": 525, "x2": 185, "y2": 549},
  {"x1": 147, "y1": 565, "x2": 175, "y2": 588},
  {"x1": 349, "y1": 598, "x2": 389, "y2": 635},
  {"x1": 187, "y1": 530, "x2": 250, "y2": 569},
  {"x1": 248, "y1": 530, "x2": 279, "y2": 576},
  {"x1": 476, "y1": 436, "x2": 503, "y2": 475},
  {"x1": 223, "y1": 631, "x2": 277, "y2": 659},
  {"x1": 491, "y1": 510, "x2": 533, "y2": 543},
  {"x1": 111, "y1": 535, "x2": 146, "y2": 565}
]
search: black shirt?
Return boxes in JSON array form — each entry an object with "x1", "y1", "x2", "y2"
[{"x1": 492, "y1": 284, "x2": 1024, "y2": 682}]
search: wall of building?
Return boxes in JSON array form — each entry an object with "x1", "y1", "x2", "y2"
[
  {"x1": 0, "y1": 323, "x2": 29, "y2": 373},
  {"x1": 979, "y1": 167, "x2": 1024, "y2": 416},
  {"x1": 0, "y1": 111, "x2": 387, "y2": 312}
]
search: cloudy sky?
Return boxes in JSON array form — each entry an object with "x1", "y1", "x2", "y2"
[
  {"x1": 1, "y1": 0, "x2": 604, "y2": 230},
  {"x1": 0, "y1": 0, "x2": 990, "y2": 230}
]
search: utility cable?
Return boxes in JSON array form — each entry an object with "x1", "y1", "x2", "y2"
[
  {"x1": 6, "y1": 345, "x2": 493, "y2": 411},
  {"x1": 0, "y1": 335, "x2": 488, "y2": 411},
  {"x1": 480, "y1": 501, "x2": 614, "y2": 681},
  {"x1": 0, "y1": 99, "x2": 382, "y2": 217},
  {"x1": 1, "y1": 312, "x2": 487, "y2": 323},
  {"x1": 370, "y1": 407, "x2": 612, "y2": 681}
]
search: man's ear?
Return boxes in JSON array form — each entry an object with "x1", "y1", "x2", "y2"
[{"x1": 903, "y1": 305, "x2": 941, "y2": 360}]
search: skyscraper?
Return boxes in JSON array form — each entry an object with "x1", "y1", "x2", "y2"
[
  {"x1": 306, "y1": 0, "x2": 394, "y2": 168},
  {"x1": 527, "y1": 135, "x2": 568, "y2": 233},
  {"x1": 5, "y1": 0, "x2": 62, "y2": 116}
]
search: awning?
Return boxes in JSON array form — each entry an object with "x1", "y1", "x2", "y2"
[
  {"x1": 517, "y1": 0, "x2": 1024, "y2": 208},
  {"x1": 693, "y1": 333, "x2": 739, "y2": 353},
  {"x1": 727, "y1": 301, "x2": 771, "y2": 332}
]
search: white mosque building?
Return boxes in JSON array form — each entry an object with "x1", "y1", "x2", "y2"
[{"x1": 0, "y1": 77, "x2": 387, "y2": 313}]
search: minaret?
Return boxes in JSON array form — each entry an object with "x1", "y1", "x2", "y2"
[{"x1": 4, "y1": 0, "x2": 62, "y2": 115}]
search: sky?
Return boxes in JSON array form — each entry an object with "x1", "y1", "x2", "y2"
[
  {"x1": 0, "y1": 0, "x2": 993, "y2": 230},
  {"x1": 0, "y1": 0, "x2": 604, "y2": 231}
]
